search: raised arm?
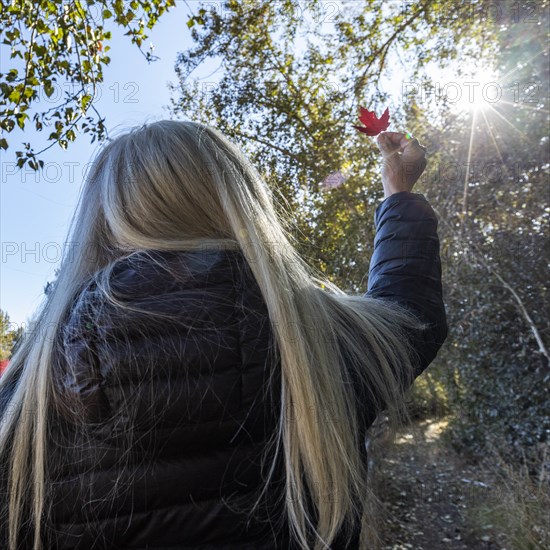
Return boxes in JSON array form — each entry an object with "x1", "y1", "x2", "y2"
[
  {"x1": 365, "y1": 131, "x2": 448, "y2": 378},
  {"x1": 365, "y1": 190, "x2": 448, "y2": 378}
]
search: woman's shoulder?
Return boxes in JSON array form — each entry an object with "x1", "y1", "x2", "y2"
[{"x1": 62, "y1": 247, "x2": 250, "y2": 338}]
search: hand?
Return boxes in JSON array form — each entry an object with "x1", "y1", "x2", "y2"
[{"x1": 376, "y1": 132, "x2": 427, "y2": 199}]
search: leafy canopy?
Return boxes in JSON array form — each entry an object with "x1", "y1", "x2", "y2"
[{"x1": 0, "y1": 0, "x2": 175, "y2": 169}]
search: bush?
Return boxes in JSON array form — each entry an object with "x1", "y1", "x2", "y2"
[
  {"x1": 406, "y1": 365, "x2": 451, "y2": 421},
  {"x1": 466, "y1": 443, "x2": 550, "y2": 550}
]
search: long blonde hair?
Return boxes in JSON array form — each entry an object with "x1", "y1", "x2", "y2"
[{"x1": 0, "y1": 120, "x2": 427, "y2": 549}]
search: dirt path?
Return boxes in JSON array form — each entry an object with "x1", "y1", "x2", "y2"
[{"x1": 364, "y1": 418, "x2": 501, "y2": 550}]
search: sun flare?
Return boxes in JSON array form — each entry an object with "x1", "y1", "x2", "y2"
[{"x1": 451, "y1": 61, "x2": 501, "y2": 114}]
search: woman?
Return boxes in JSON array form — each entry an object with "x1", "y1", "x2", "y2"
[{"x1": 0, "y1": 121, "x2": 447, "y2": 549}]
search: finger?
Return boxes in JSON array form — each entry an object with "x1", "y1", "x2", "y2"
[
  {"x1": 376, "y1": 132, "x2": 403, "y2": 155},
  {"x1": 402, "y1": 136, "x2": 426, "y2": 157},
  {"x1": 378, "y1": 131, "x2": 407, "y2": 148},
  {"x1": 379, "y1": 132, "x2": 426, "y2": 155}
]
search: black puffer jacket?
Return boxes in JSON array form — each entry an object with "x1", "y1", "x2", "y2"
[{"x1": 0, "y1": 191, "x2": 448, "y2": 549}]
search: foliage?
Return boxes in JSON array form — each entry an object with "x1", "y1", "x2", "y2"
[
  {"x1": 170, "y1": 0, "x2": 490, "y2": 287},
  {"x1": 0, "y1": 0, "x2": 175, "y2": 168},
  {"x1": 423, "y1": 0, "x2": 550, "y2": 465},
  {"x1": 406, "y1": 367, "x2": 450, "y2": 421},
  {"x1": 0, "y1": 309, "x2": 24, "y2": 360},
  {"x1": 467, "y1": 443, "x2": 550, "y2": 550}
]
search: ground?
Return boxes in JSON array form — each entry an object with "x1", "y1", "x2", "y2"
[{"x1": 361, "y1": 418, "x2": 503, "y2": 550}]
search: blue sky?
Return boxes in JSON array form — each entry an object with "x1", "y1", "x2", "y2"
[{"x1": 0, "y1": 2, "x2": 219, "y2": 329}]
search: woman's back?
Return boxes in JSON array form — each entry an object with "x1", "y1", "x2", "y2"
[{"x1": 46, "y1": 248, "x2": 289, "y2": 548}]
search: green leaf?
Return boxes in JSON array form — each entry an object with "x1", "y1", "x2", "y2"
[
  {"x1": 6, "y1": 68, "x2": 18, "y2": 82},
  {"x1": 15, "y1": 113, "x2": 28, "y2": 129},
  {"x1": 8, "y1": 89, "x2": 20, "y2": 102},
  {"x1": 44, "y1": 81, "x2": 54, "y2": 97},
  {"x1": 81, "y1": 94, "x2": 92, "y2": 110}
]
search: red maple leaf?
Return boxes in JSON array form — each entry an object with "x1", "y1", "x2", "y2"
[{"x1": 353, "y1": 106, "x2": 390, "y2": 136}]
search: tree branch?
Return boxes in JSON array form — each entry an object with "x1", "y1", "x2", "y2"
[
  {"x1": 230, "y1": 128, "x2": 303, "y2": 164},
  {"x1": 433, "y1": 205, "x2": 549, "y2": 365}
]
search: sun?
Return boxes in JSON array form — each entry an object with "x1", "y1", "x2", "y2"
[
  {"x1": 449, "y1": 60, "x2": 501, "y2": 114},
  {"x1": 420, "y1": 57, "x2": 502, "y2": 116}
]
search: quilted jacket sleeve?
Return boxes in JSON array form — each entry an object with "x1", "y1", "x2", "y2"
[{"x1": 365, "y1": 191, "x2": 448, "y2": 380}]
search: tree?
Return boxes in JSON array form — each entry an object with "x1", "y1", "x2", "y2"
[
  {"x1": 0, "y1": 309, "x2": 24, "y2": 361},
  {"x1": 170, "y1": 0, "x2": 491, "y2": 288},
  {"x1": 419, "y1": 0, "x2": 550, "y2": 464},
  {"x1": 0, "y1": 0, "x2": 175, "y2": 169}
]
